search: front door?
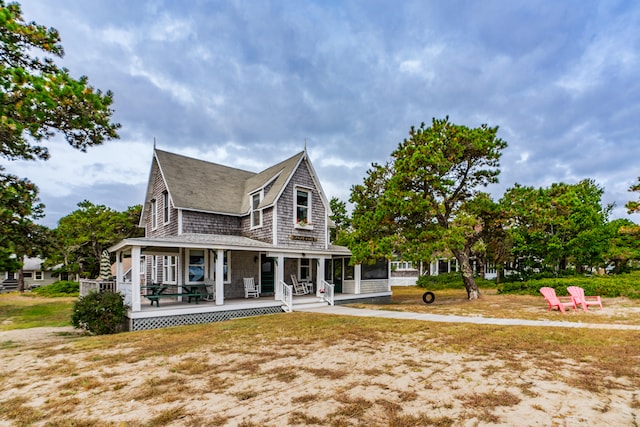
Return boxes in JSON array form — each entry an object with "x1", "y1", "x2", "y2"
[
  {"x1": 260, "y1": 254, "x2": 275, "y2": 294},
  {"x1": 332, "y1": 258, "x2": 343, "y2": 293}
]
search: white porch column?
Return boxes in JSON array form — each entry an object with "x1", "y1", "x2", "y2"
[
  {"x1": 131, "y1": 246, "x2": 141, "y2": 312},
  {"x1": 354, "y1": 264, "x2": 362, "y2": 294},
  {"x1": 275, "y1": 254, "x2": 285, "y2": 299},
  {"x1": 215, "y1": 249, "x2": 224, "y2": 305},
  {"x1": 316, "y1": 258, "x2": 325, "y2": 296},
  {"x1": 116, "y1": 251, "x2": 124, "y2": 288}
]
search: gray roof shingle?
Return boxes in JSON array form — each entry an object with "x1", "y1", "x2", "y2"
[{"x1": 155, "y1": 149, "x2": 304, "y2": 215}]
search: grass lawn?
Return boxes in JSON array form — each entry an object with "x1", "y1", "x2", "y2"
[
  {"x1": 348, "y1": 285, "x2": 640, "y2": 325},
  {"x1": 1, "y1": 287, "x2": 639, "y2": 425},
  {"x1": 0, "y1": 293, "x2": 75, "y2": 330}
]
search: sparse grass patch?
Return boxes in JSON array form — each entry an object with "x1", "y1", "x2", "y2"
[
  {"x1": 292, "y1": 393, "x2": 321, "y2": 404},
  {"x1": 304, "y1": 367, "x2": 349, "y2": 380},
  {"x1": 130, "y1": 375, "x2": 190, "y2": 402},
  {"x1": 288, "y1": 411, "x2": 323, "y2": 425},
  {"x1": 0, "y1": 395, "x2": 44, "y2": 424},
  {"x1": 459, "y1": 390, "x2": 521, "y2": 409},
  {"x1": 60, "y1": 376, "x2": 103, "y2": 392},
  {"x1": 171, "y1": 356, "x2": 213, "y2": 375},
  {"x1": 232, "y1": 389, "x2": 258, "y2": 401},
  {"x1": 147, "y1": 405, "x2": 187, "y2": 426},
  {"x1": 397, "y1": 390, "x2": 418, "y2": 401},
  {"x1": 271, "y1": 366, "x2": 299, "y2": 382}
]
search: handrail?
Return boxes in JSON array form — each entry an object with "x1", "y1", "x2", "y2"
[
  {"x1": 277, "y1": 280, "x2": 293, "y2": 312},
  {"x1": 79, "y1": 279, "x2": 117, "y2": 296},
  {"x1": 321, "y1": 280, "x2": 335, "y2": 306}
]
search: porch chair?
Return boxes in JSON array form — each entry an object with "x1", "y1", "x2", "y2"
[
  {"x1": 539, "y1": 287, "x2": 577, "y2": 313},
  {"x1": 567, "y1": 286, "x2": 603, "y2": 311},
  {"x1": 243, "y1": 277, "x2": 260, "y2": 298},
  {"x1": 290, "y1": 274, "x2": 310, "y2": 295},
  {"x1": 203, "y1": 278, "x2": 215, "y2": 301}
]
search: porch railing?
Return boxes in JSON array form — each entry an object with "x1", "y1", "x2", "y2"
[
  {"x1": 321, "y1": 280, "x2": 335, "y2": 306},
  {"x1": 79, "y1": 279, "x2": 117, "y2": 296},
  {"x1": 277, "y1": 280, "x2": 293, "y2": 312}
]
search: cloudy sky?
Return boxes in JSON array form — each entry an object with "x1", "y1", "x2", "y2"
[{"x1": 4, "y1": 0, "x2": 640, "y2": 227}]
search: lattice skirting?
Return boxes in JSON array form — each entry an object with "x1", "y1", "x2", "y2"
[{"x1": 127, "y1": 306, "x2": 285, "y2": 331}]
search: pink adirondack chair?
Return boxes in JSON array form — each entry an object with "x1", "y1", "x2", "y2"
[
  {"x1": 567, "y1": 286, "x2": 603, "y2": 311},
  {"x1": 539, "y1": 287, "x2": 576, "y2": 313}
]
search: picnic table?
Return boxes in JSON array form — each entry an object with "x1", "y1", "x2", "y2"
[{"x1": 141, "y1": 283, "x2": 206, "y2": 307}]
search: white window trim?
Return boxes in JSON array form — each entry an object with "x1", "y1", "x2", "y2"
[
  {"x1": 250, "y1": 190, "x2": 263, "y2": 229},
  {"x1": 151, "y1": 199, "x2": 158, "y2": 230},
  {"x1": 162, "y1": 191, "x2": 170, "y2": 225},
  {"x1": 34, "y1": 271, "x2": 43, "y2": 281},
  {"x1": 294, "y1": 186, "x2": 313, "y2": 229},
  {"x1": 151, "y1": 256, "x2": 158, "y2": 283},
  {"x1": 186, "y1": 249, "x2": 206, "y2": 284},
  {"x1": 299, "y1": 258, "x2": 311, "y2": 281},
  {"x1": 163, "y1": 256, "x2": 177, "y2": 284}
]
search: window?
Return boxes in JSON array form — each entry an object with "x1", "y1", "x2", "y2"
[
  {"x1": 23, "y1": 272, "x2": 33, "y2": 278},
  {"x1": 250, "y1": 192, "x2": 262, "y2": 228},
  {"x1": 151, "y1": 256, "x2": 158, "y2": 283},
  {"x1": 391, "y1": 261, "x2": 415, "y2": 271},
  {"x1": 34, "y1": 271, "x2": 43, "y2": 280},
  {"x1": 163, "y1": 256, "x2": 177, "y2": 283},
  {"x1": 213, "y1": 251, "x2": 230, "y2": 283},
  {"x1": 140, "y1": 256, "x2": 147, "y2": 286},
  {"x1": 295, "y1": 188, "x2": 311, "y2": 226},
  {"x1": 362, "y1": 259, "x2": 388, "y2": 280},
  {"x1": 151, "y1": 199, "x2": 157, "y2": 229},
  {"x1": 188, "y1": 250, "x2": 205, "y2": 283},
  {"x1": 299, "y1": 258, "x2": 310, "y2": 281},
  {"x1": 162, "y1": 191, "x2": 170, "y2": 224},
  {"x1": 345, "y1": 258, "x2": 354, "y2": 280}
]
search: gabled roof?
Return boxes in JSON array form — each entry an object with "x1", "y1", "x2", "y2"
[{"x1": 148, "y1": 149, "x2": 307, "y2": 216}]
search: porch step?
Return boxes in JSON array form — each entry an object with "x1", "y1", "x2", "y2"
[{"x1": 291, "y1": 301, "x2": 332, "y2": 311}]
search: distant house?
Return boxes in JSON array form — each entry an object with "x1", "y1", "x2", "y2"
[
  {"x1": 108, "y1": 148, "x2": 391, "y2": 330},
  {"x1": 1, "y1": 256, "x2": 57, "y2": 291}
]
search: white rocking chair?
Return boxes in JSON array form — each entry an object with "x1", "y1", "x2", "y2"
[
  {"x1": 291, "y1": 274, "x2": 310, "y2": 295},
  {"x1": 243, "y1": 277, "x2": 260, "y2": 298},
  {"x1": 203, "y1": 278, "x2": 215, "y2": 301}
]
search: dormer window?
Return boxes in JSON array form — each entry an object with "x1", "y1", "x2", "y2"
[
  {"x1": 295, "y1": 187, "x2": 312, "y2": 228},
  {"x1": 251, "y1": 192, "x2": 262, "y2": 228}
]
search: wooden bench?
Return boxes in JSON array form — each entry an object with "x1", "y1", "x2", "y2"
[{"x1": 142, "y1": 284, "x2": 205, "y2": 307}]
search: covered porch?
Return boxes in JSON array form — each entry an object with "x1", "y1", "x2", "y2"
[{"x1": 109, "y1": 234, "x2": 352, "y2": 309}]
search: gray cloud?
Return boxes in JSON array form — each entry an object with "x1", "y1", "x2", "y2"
[{"x1": 4, "y1": 0, "x2": 640, "y2": 227}]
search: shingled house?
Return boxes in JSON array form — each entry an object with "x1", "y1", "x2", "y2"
[{"x1": 109, "y1": 148, "x2": 391, "y2": 330}]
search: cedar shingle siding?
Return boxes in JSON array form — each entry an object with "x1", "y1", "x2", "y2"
[
  {"x1": 146, "y1": 162, "x2": 178, "y2": 238},
  {"x1": 276, "y1": 161, "x2": 326, "y2": 249},
  {"x1": 182, "y1": 211, "x2": 242, "y2": 235}
]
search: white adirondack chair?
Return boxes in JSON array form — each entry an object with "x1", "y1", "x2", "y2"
[{"x1": 243, "y1": 277, "x2": 260, "y2": 298}]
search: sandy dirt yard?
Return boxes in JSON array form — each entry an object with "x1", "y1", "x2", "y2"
[{"x1": 1, "y1": 313, "x2": 639, "y2": 427}]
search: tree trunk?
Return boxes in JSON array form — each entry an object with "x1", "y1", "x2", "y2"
[
  {"x1": 17, "y1": 269, "x2": 25, "y2": 293},
  {"x1": 477, "y1": 257, "x2": 486, "y2": 279},
  {"x1": 453, "y1": 250, "x2": 480, "y2": 300},
  {"x1": 496, "y1": 265, "x2": 503, "y2": 284}
]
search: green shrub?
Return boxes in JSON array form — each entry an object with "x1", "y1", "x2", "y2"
[
  {"x1": 416, "y1": 272, "x2": 495, "y2": 290},
  {"x1": 71, "y1": 290, "x2": 128, "y2": 335},
  {"x1": 32, "y1": 280, "x2": 79, "y2": 297},
  {"x1": 497, "y1": 271, "x2": 640, "y2": 298}
]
